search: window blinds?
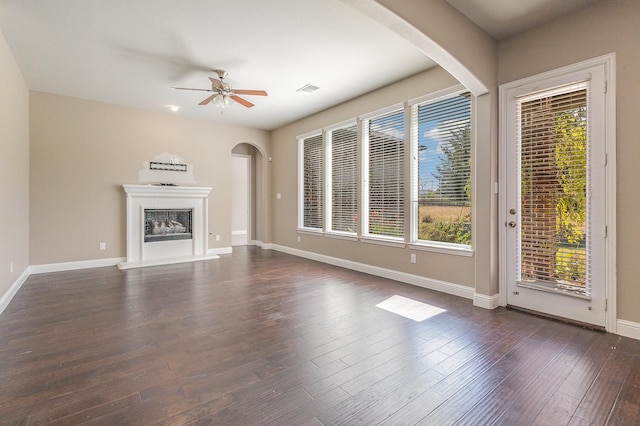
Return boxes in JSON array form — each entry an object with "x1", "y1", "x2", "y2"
[
  {"x1": 517, "y1": 84, "x2": 589, "y2": 294},
  {"x1": 367, "y1": 110, "x2": 404, "y2": 238},
  {"x1": 413, "y1": 92, "x2": 472, "y2": 245},
  {"x1": 302, "y1": 134, "x2": 323, "y2": 229},
  {"x1": 329, "y1": 124, "x2": 358, "y2": 234}
]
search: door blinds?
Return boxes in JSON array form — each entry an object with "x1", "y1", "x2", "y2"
[{"x1": 517, "y1": 83, "x2": 590, "y2": 295}]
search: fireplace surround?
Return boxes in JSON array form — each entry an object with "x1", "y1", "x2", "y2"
[{"x1": 118, "y1": 185, "x2": 218, "y2": 269}]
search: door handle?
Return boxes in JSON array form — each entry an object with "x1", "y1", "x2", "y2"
[{"x1": 508, "y1": 221, "x2": 516, "y2": 228}]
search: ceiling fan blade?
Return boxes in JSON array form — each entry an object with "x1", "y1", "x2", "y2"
[
  {"x1": 231, "y1": 95, "x2": 254, "y2": 108},
  {"x1": 233, "y1": 89, "x2": 268, "y2": 96},
  {"x1": 199, "y1": 94, "x2": 216, "y2": 106},
  {"x1": 172, "y1": 87, "x2": 213, "y2": 92},
  {"x1": 209, "y1": 77, "x2": 223, "y2": 89}
]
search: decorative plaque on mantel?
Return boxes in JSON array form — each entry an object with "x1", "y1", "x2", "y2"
[{"x1": 138, "y1": 152, "x2": 196, "y2": 185}]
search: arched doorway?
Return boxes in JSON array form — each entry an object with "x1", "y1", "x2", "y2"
[{"x1": 231, "y1": 143, "x2": 264, "y2": 246}]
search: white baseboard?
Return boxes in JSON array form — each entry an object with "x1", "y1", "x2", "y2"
[
  {"x1": 30, "y1": 257, "x2": 125, "y2": 274},
  {"x1": 118, "y1": 254, "x2": 220, "y2": 270},
  {"x1": 617, "y1": 320, "x2": 640, "y2": 341},
  {"x1": 231, "y1": 230, "x2": 248, "y2": 246},
  {"x1": 473, "y1": 293, "x2": 500, "y2": 310},
  {"x1": 1, "y1": 247, "x2": 637, "y2": 342},
  {"x1": 0, "y1": 268, "x2": 30, "y2": 315},
  {"x1": 269, "y1": 244, "x2": 475, "y2": 301},
  {"x1": 208, "y1": 247, "x2": 233, "y2": 255},
  {"x1": 255, "y1": 241, "x2": 273, "y2": 249}
]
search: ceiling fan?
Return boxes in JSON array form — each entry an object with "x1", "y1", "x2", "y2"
[{"x1": 172, "y1": 69, "x2": 267, "y2": 108}]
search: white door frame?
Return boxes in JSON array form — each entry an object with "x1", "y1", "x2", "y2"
[
  {"x1": 231, "y1": 154, "x2": 251, "y2": 246},
  {"x1": 498, "y1": 54, "x2": 617, "y2": 333}
]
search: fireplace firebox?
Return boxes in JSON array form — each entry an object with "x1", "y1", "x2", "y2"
[{"x1": 144, "y1": 209, "x2": 193, "y2": 242}]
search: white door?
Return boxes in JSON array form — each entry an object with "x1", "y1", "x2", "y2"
[
  {"x1": 500, "y1": 61, "x2": 611, "y2": 328},
  {"x1": 231, "y1": 154, "x2": 250, "y2": 246}
]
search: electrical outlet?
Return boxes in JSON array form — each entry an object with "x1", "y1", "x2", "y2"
[
  {"x1": 10, "y1": 262, "x2": 13, "y2": 273},
  {"x1": 215, "y1": 235, "x2": 221, "y2": 241},
  {"x1": 99, "y1": 242, "x2": 106, "y2": 251},
  {"x1": 297, "y1": 236, "x2": 301, "y2": 243},
  {"x1": 410, "y1": 253, "x2": 416, "y2": 264},
  {"x1": 277, "y1": 193, "x2": 282, "y2": 199}
]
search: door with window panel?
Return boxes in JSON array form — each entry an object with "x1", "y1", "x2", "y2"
[{"x1": 503, "y1": 65, "x2": 607, "y2": 327}]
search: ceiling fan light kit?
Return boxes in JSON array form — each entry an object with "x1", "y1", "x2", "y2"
[
  {"x1": 172, "y1": 69, "x2": 267, "y2": 109},
  {"x1": 213, "y1": 94, "x2": 233, "y2": 108}
]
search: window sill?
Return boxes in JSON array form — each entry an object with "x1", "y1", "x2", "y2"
[
  {"x1": 408, "y1": 242, "x2": 474, "y2": 257},
  {"x1": 326, "y1": 231, "x2": 358, "y2": 242},
  {"x1": 297, "y1": 228, "x2": 323, "y2": 236},
  {"x1": 360, "y1": 236, "x2": 406, "y2": 248}
]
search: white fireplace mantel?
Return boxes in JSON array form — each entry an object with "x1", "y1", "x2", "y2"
[{"x1": 118, "y1": 184, "x2": 219, "y2": 269}]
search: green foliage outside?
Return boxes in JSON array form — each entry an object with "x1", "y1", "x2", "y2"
[
  {"x1": 555, "y1": 108, "x2": 587, "y2": 246},
  {"x1": 554, "y1": 107, "x2": 587, "y2": 284},
  {"x1": 556, "y1": 247, "x2": 587, "y2": 286},
  {"x1": 432, "y1": 127, "x2": 472, "y2": 203},
  {"x1": 419, "y1": 212, "x2": 471, "y2": 245},
  {"x1": 418, "y1": 126, "x2": 472, "y2": 245},
  {"x1": 369, "y1": 222, "x2": 403, "y2": 238}
]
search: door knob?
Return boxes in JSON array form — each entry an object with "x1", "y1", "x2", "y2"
[{"x1": 508, "y1": 221, "x2": 516, "y2": 228}]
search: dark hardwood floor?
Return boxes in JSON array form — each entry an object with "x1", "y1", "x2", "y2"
[{"x1": 1, "y1": 246, "x2": 638, "y2": 425}]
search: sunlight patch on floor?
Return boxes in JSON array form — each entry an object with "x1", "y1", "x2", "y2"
[{"x1": 375, "y1": 295, "x2": 446, "y2": 322}]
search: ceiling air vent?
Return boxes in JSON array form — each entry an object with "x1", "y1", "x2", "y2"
[{"x1": 296, "y1": 84, "x2": 320, "y2": 95}]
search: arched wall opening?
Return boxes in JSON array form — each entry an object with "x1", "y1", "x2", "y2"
[{"x1": 231, "y1": 142, "x2": 266, "y2": 244}]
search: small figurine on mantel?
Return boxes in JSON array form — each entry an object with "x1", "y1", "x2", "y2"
[{"x1": 138, "y1": 152, "x2": 196, "y2": 186}]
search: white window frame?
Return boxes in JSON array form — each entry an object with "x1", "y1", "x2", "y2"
[
  {"x1": 325, "y1": 119, "x2": 359, "y2": 240},
  {"x1": 295, "y1": 87, "x2": 478, "y2": 256},
  {"x1": 297, "y1": 130, "x2": 324, "y2": 234},
  {"x1": 408, "y1": 85, "x2": 474, "y2": 256},
  {"x1": 359, "y1": 103, "x2": 406, "y2": 247}
]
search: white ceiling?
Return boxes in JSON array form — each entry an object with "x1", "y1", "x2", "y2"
[{"x1": 0, "y1": 0, "x2": 598, "y2": 130}]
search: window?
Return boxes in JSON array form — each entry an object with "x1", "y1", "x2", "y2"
[
  {"x1": 364, "y1": 108, "x2": 405, "y2": 239},
  {"x1": 298, "y1": 133, "x2": 323, "y2": 230},
  {"x1": 412, "y1": 91, "x2": 472, "y2": 247},
  {"x1": 328, "y1": 122, "x2": 358, "y2": 234},
  {"x1": 296, "y1": 86, "x2": 475, "y2": 254}
]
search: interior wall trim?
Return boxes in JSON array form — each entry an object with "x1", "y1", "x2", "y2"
[
  {"x1": 0, "y1": 268, "x2": 30, "y2": 315},
  {"x1": 30, "y1": 257, "x2": 125, "y2": 274},
  {"x1": 473, "y1": 293, "x2": 500, "y2": 310},
  {"x1": 268, "y1": 244, "x2": 475, "y2": 301},
  {"x1": 208, "y1": 247, "x2": 233, "y2": 255},
  {"x1": 617, "y1": 320, "x2": 640, "y2": 341}
]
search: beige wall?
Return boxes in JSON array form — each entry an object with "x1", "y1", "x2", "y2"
[
  {"x1": 374, "y1": 0, "x2": 497, "y2": 92},
  {"x1": 370, "y1": 0, "x2": 500, "y2": 296},
  {"x1": 29, "y1": 92, "x2": 269, "y2": 264},
  {"x1": 499, "y1": 0, "x2": 640, "y2": 322},
  {"x1": 0, "y1": 29, "x2": 29, "y2": 298},
  {"x1": 4, "y1": 0, "x2": 638, "y2": 327},
  {"x1": 272, "y1": 1, "x2": 501, "y2": 297},
  {"x1": 271, "y1": 66, "x2": 480, "y2": 287}
]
